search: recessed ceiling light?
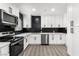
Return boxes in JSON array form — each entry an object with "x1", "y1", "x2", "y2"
[
  {"x1": 51, "y1": 8, "x2": 55, "y2": 12},
  {"x1": 32, "y1": 8, "x2": 36, "y2": 12}
]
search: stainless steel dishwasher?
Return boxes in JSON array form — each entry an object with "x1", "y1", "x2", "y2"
[{"x1": 41, "y1": 34, "x2": 49, "y2": 45}]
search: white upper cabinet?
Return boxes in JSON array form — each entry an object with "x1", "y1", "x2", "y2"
[
  {"x1": 11, "y1": 6, "x2": 19, "y2": 17},
  {"x1": 63, "y1": 14, "x2": 67, "y2": 27},
  {"x1": 23, "y1": 14, "x2": 31, "y2": 28},
  {"x1": 51, "y1": 16, "x2": 55, "y2": 27},
  {"x1": 41, "y1": 15, "x2": 47, "y2": 27},
  {"x1": 41, "y1": 15, "x2": 65, "y2": 28},
  {"x1": 54, "y1": 16, "x2": 61, "y2": 27},
  {"x1": 15, "y1": 18, "x2": 22, "y2": 31}
]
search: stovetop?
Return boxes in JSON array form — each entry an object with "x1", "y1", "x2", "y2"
[
  {"x1": 0, "y1": 36, "x2": 24, "y2": 42},
  {"x1": 0, "y1": 36, "x2": 13, "y2": 42}
]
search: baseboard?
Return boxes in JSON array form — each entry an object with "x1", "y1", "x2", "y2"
[{"x1": 28, "y1": 44, "x2": 66, "y2": 46}]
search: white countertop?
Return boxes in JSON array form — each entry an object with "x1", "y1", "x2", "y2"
[
  {"x1": 0, "y1": 42, "x2": 10, "y2": 48},
  {"x1": 14, "y1": 33, "x2": 66, "y2": 38},
  {"x1": 15, "y1": 32, "x2": 66, "y2": 36},
  {"x1": 15, "y1": 33, "x2": 66, "y2": 36},
  {"x1": 15, "y1": 33, "x2": 31, "y2": 37}
]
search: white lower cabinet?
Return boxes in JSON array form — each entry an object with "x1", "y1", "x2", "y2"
[
  {"x1": 0, "y1": 45, "x2": 9, "y2": 56},
  {"x1": 54, "y1": 34, "x2": 60, "y2": 44},
  {"x1": 28, "y1": 35, "x2": 35, "y2": 44},
  {"x1": 24, "y1": 36, "x2": 28, "y2": 50},
  {"x1": 49, "y1": 34, "x2": 55, "y2": 44},
  {"x1": 28, "y1": 33, "x2": 66, "y2": 45},
  {"x1": 28, "y1": 34, "x2": 41, "y2": 44},
  {"x1": 35, "y1": 35, "x2": 41, "y2": 44},
  {"x1": 49, "y1": 34, "x2": 66, "y2": 44}
]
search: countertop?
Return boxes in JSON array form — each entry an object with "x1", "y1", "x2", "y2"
[
  {"x1": 15, "y1": 32, "x2": 66, "y2": 35},
  {"x1": 0, "y1": 42, "x2": 10, "y2": 48},
  {"x1": 15, "y1": 32, "x2": 67, "y2": 38}
]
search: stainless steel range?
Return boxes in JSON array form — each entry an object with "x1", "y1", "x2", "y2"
[{"x1": 0, "y1": 32, "x2": 24, "y2": 56}]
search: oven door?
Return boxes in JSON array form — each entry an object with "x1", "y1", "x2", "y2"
[{"x1": 10, "y1": 39, "x2": 24, "y2": 56}]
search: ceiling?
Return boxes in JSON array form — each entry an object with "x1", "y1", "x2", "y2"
[{"x1": 13, "y1": 3, "x2": 67, "y2": 16}]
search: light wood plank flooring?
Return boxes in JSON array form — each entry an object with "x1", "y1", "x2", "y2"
[{"x1": 22, "y1": 44, "x2": 69, "y2": 56}]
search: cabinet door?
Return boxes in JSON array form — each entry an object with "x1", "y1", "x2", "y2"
[
  {"x1": 15, "y1": 18, "x2": 22, "y2": 31},
  {"x1": 28, "y1": 34, "x2": 41, "y2": 44},
  {"x1": 41, "y1": 15, "x2": 47, "y2": 27},
  {"x1": 28, "y1": 35, "x2": 35, "y2": 44},
  {"x1": 54, "y1": 34, "x2": 60, "y2": 44},
  {"x1": 12, "y1": 7, "x2": 19, "y2": 17},
  {"x1": 47, "y1": 16, "x2": 51, "y2": 27},
  {"x1": 59, "y1": 16, "x2": 62, "y2": 27},
  {"x1": 49, "y1": 34, "x2": 55, "y2": 44},
  {"x1": 63, "y1": 14, "x2": 67, "y2": 27},
  {"x1": 60, "y1": 34, "x2": 66, "y2": 44},
  {"x1": 0, "y1": 45, "x2": 9, "y2": 56},
  {"x1": 24, "y1": 15, "x2": 31, "y2": 28},
  {"x1": 24, "y1": 35, "x2": 28, "y2": 50},
  {"x1": 55, "y1": 34, "x2": 66, "y2": 44},
  {"x1": 41, "y1": 16, "x2": 44, "y2": 27},
  {"x1": 54, "y1": 16, "x2": 58, "y2": 27},
  {"x1": 35, "y1": 35, "x2": 41, "y2": 44},
  {"x1": 51, "y1": 16, "x2": 55, "y2": 27}
]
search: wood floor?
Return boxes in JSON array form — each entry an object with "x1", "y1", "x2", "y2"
[{"x1": 23, "y1": 44, "x2": 69, "y2": 56}]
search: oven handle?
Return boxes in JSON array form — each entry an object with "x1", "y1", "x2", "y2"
[{"x1": 10, "y1": 39, "x2": 23, "y2": 46}]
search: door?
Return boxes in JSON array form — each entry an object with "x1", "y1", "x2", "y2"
[{"x1": 31, "y1": 16, "x2": 41, "y2": 32}]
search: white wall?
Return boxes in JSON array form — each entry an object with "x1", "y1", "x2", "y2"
[
  {"x1": 41, "y1": 15, "x2": 66, "y2": 28},
  {"x1": 66, "y1": 3, "x2": 79, "y2": 56}
]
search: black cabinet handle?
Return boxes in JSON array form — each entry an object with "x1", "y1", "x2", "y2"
[
  {"x1": 60, "y1": 36, "x2": 62, "y2": 40},
  {"x1": 34, "y1": 37, "x2": 36, "y2": 40},
  {"x1": 52, "y1": 36, "x2": 54, "y2": 40}
]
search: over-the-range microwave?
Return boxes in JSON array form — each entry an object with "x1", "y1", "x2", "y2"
[{"x1": 0, "y1": 9, "x2": 18, "y2": 26}]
